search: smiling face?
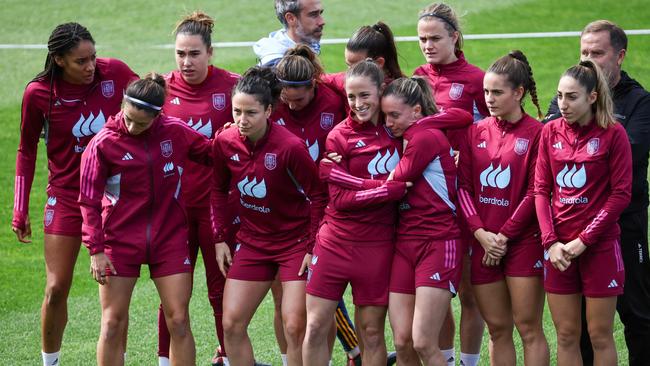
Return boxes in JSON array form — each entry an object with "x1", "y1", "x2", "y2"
[
  {"x1": 123, "y1": 102, "x2": 156, "y2": 135},
  {"x1": 175, "y1": 33, "x2": 212, "y2": 85},
  {"x1": 54, "y1": 39, "x2": 97, "y2": 85},
  {"x1": 483, "y1": 72, "x2": 524, "y2": 121},
  {"x1": 417, "y1": 19, "x2": 458, "y2": 65},
  {"x1": 345, "y1": 75, "x2": 381, "y2": 125},
  {"x1": 382, "y1": 94, "x2": 420, "y2": 137},
  {"x1": 557, "y1": 75, "x2": 597, "y2": 125},
  {"x1": 232, "y1": 92, "x2": 272, "y2": 142},
  {"x1": 280, "y1": 85, "x2": 315, "y2": 111}
]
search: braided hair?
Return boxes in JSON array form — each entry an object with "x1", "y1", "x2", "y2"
[
  {"x1": 487, "y1": 50, "x2": 542, "y2": 119},
  {"x1": 33, "y1": 23, "x2": 95, "y2": 123}
]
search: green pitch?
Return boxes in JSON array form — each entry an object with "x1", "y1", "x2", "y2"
[{"x1": 0, "y1": 0, "x2": 648, "y2": 364}]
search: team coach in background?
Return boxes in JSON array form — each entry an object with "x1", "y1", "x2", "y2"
[{"x1": 544, "y1": 20, "x2": 650, "y2": 366}]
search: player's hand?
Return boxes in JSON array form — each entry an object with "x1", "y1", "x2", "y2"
[
  {"x1": 325, "y1": 152, "x2": 342, "y2": 164},
  {"x1": 475, "y1": 228, "x2": 506, "y2": 258},
  {"x1": 299, "y1": 253, "x2": 312, "y2": 276},
  {"x1": 215, "y1": 242, "x2": 232, "y2": 277},
  {"x1": 482, "y1": 251, "x2": 501, "y2": 267},
  {"x1": 453, "y1": 150, "x2": 460, "y2": 167},
  {"x1": 495, "y1": 233, "x2": 509, "y2": 247},
  {"x1": 562, "y1": 238, "x2": 587, "y2": 260},
  {"x1": 90, "y1": 252, "x2": 116, "y2": 285},
  {"x1": 549, "y1": 242, "x2": 571, "y2": 271},
  {"x1": 12, "y1": 215, "x2": 32, "y2": 244}
]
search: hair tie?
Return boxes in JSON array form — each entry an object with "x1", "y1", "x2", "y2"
[
  {"x1": 124, "y1": 95, "x2": 162, "y2": 111},
  {"x1": 277, "y1": 77, "x2": 312, "y2": 86},
  {"x1": 418, "y1": 12, "x2": 457, "y2": 31}
]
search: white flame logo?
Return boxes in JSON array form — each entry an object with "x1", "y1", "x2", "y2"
[
  {"x1": 237, "y1": 176, "x2": 267, "y2": 199},
  {"x1": 187, "y1": 117, "x2": 213, "y2": 138},
  {"x1": 555, "y1": 164, "x2": 586, "y2": 189},
  {"x1": 72, "y1": 110, "x2": 106, "y2": 138},
  {"x1": 479, "y1": 163, "x2": 511, "y2": 191},
  {"x1": 367, "y1": 149, "x2": 400, "y2": 177},
  {"x1": 306, "y1": 139, "x2": 319, "y2": 161}
]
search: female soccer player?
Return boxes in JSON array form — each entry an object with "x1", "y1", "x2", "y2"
[
  {"x1": 271, "y1": 44, "x2": 350, "y2": 365},
  {"x1": 12, "y1": 22, "x2": 137, "y2": 366},
  {"x1": 212, "y1": 67, "x2": 327, "y2": 366},
  {"x1": 458, "y1": 51, "x2": 549, "y2": 365},
  {"x1": 535, "y1": 60, "x2": 632, "y2": 366},
  {"x1": 157, "y1": 11, "x2": 240, "y2": 366},
  {"x1": 414, "y1": 5, "x2": 489, "y2": 364},
  {"x1": 80, "y1": 73, "x2": 212, "y2": 366},
  {"x1": 382, "y1": 77, "x2": 471, "y2": 366},
  {"x1": 303, "y1": 61, "x2": 406, "y2": 366},
  {"x1": 323, "y1": 21, "x2": 405, "y2": 98}
]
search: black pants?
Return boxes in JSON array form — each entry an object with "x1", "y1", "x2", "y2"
[{"x1": 580, "y1": 210, "x2": 650, "y2": 365}]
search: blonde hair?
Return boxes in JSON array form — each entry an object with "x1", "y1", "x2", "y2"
[
  {"x1": 562, "y1": 60, "x2": 615, "y2": 128},
  {"x1": 418, "y1": 3, "x2": 463, "y2": 52}
]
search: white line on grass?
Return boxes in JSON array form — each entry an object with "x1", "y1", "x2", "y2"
[{"x1": 2, "y1": 29, "x2": 650, "y2": 50}]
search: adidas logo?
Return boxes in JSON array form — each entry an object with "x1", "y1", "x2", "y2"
[
  {"x1": 276, "y1": 118, "x2": 286, "y2": 126},
  {"x1": 170, "y1": 97, "x2": 180, "y2": 105},
  {"x1": 477, "y1": 141, "x2": 487, "y2": 148},
  {"x1": 72, "y1": 110, "x2": 106, "y2": 138},
  {"x1": 608, "y1": 279, "x2": 619, "y2": 288},
  {"x1": 355, "y1": 140, "x2": 366, "y2": 148},
  {"x1": 430, "y1": 272, "x2": 441, "y2": 281},
  {"x1": 183, "y1": 258, "x2": 191, "y2": 265},
  {"x1": 232, "y1": 216, "x2": 241, "y2": 225},
  {"x1": 163, "y1": 162, "x2": 175, "y2": 174},
  {"x1": 534, "y1": 260, "x2": 543, "y2": 269},
  {"x1": 230, "y1": 154, "x2": 240, "y2": 161},
  {"x1": 122, "y1": 152, "x2": 134, "y2": 161},
  {"x1": 553, "y1": 141, "x2": 563, "y2": 150}
]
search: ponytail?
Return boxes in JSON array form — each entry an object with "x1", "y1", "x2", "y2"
[
  {"x1": 276, "y1": 44, "x2": 324, "y2": 87},
  {"x1": 346, "y1": 22, "x2": 405, "y2": 80},
  {"x1": 562, "y1": 60, "x2": 615, "y2": 128},
  {"x1": 383, "y1": 77, "x2": 438, "y2": 116}
]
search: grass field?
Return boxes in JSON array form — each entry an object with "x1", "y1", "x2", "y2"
[{"x1": 1, "y1": 0, "x2": 649, "y2": 364}]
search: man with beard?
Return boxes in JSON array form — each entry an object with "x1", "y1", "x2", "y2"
[
  {"x1": 544, "y1": 20, "x2": 650, "y2": 366},
  {"x1": 254, "y1": 0, "x2": 325, "y2": 67}
]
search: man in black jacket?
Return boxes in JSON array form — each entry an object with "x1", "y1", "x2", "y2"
[{"x1": 544, "y1": 20, "x2": 650, "y2": 366}]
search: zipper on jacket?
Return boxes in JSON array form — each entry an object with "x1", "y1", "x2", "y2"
[{"x1": 144, "y1": 139, "x2": 153, "y2": 262}]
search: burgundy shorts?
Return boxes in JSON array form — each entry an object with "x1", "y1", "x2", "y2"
[
  {"x1": 43, "y1": 191, "x2": 82, "y2": 236},
  {"x1": 306, "y1": 236, "x2": 393, "y2": 306},
  {"x1": 227, "y1": 243, "x2": 307, "y2": 282},
  {"x1": 105, "y1": 246, "x2": 193, "y2": 279},
  {"x1": 544, "y1": 238, "x2": 625, "y2": 297},
  {"x1": 470, "y1": 239, "x2": 544, "y2": 285},
  {"x1": 390, "y1": 238, "x2": 462, "y2": 295}
]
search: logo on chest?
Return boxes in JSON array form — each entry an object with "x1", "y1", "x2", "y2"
[
  {"x1": 367, "y1": 149, "x2": 400, "y2": 176},
  {"x1": 514, "y1": 138, "x2": 529, "y2": 155},
  {"x1": 556, "y1": 164, "x2": 586, "y2": 189},
  {"x1": 160, "y1": 140, "x2": 173, "y2": 158},
  {"x1": 449, "y1": 83, "x2": 464, "y2": 100},
  {"x1": 587, "y1": 138, "x2": 599, "y2": 155},
  {"x1": 101, "y1": 80, "x2": 114, "y2": 98},
  {"x1": 320, "y1": 113, "x2": 334, "y2": 130},
  {"x1": 212, "y1": 93, "x2": 226, "y2": 111},
  {"x1": 479, "y1": 163, "x2": 511, "y2": 191},
  {"x1": 237, "y1": 176, "x2": 267, "y2": 199},
  {"x1": 264, "y1": 153, "x2": 277, "y2": 170}
]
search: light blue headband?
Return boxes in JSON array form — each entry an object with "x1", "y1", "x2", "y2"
[{"x1": 124, "y1": 95, "x2": 162, "y2": 111}]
